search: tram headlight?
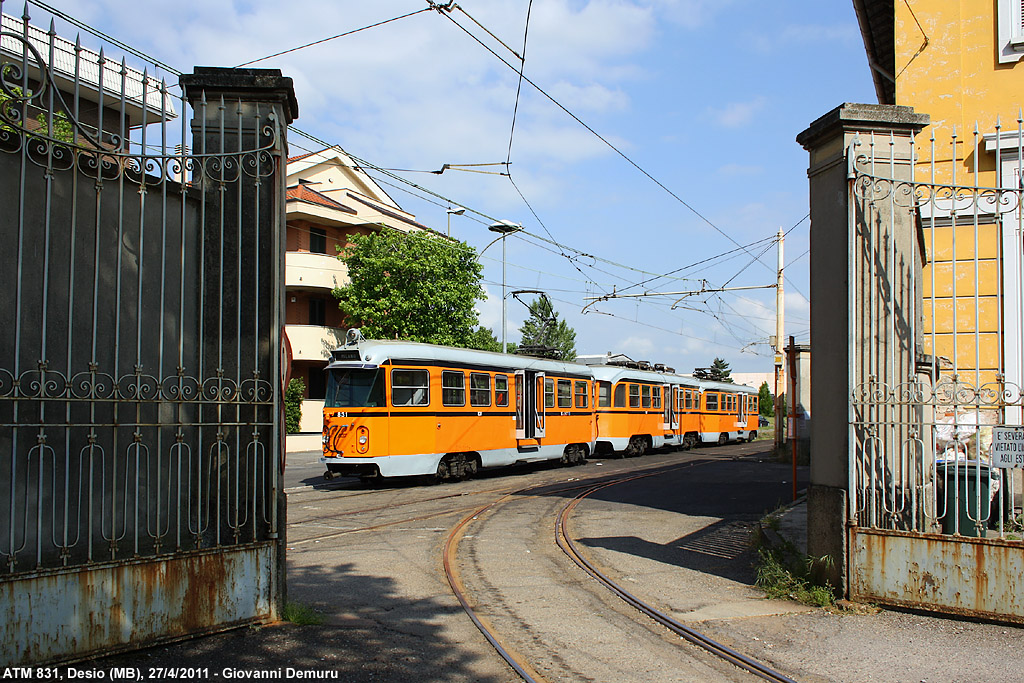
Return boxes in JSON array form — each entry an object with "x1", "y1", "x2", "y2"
[{"x1": 356, "y1": 426, "x2": 370, "y2": 454}]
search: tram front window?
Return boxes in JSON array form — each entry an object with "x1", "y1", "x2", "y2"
[{"x1": 325, "y1": 368, "x2": 384, "y2": 408}]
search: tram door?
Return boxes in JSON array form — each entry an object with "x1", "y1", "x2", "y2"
[
  {"x1": 661, "y1": 384, "x2": 678, "y2": 432},
  {"x1": 736, "y1": 391, "x2": 747, "y2": 427},
  {"x1": 514, "y1": 370, "x2": 546, "y2": 440}
]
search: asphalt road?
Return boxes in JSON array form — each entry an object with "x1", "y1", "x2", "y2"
[{"x1": 90, "y1": 443, "x2": 1024, "y2": 682}]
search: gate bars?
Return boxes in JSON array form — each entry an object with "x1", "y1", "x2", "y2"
[
  {"x1": 850, "y1": 121, "x2": 1024, "y2": 538},
  {"x1": 0, "y1": 7, "x2": 283, "y2": 575}
]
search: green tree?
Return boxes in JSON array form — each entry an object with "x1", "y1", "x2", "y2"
[
  {"x1": 465, "y1": 325, "x2": 502, "y2": 353},
  {"x1": 709, "y1": 357, "x2": 734, "y2": 383},
  {"x1": 518, "y1": 296, "x2": 576, "y2": 361},
  {"x1": 0, "y1": 85, "x2": 75, "y2": 143},
  {"x1": 333, "y1": 229, "x2": 486, "y2": 347},
  {"x1": 758, "y1": 381, "x2": 774, "y2": 417},
  {"x1": 284, "y1": 377, "x2": 305, "y2": 434}
]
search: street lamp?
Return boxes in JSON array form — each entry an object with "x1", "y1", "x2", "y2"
[
  {"x1": 446, "y1": 206, "x2": 465, "y2": 237},
  {"x1": 487, "y1": 219, "x2": 523, "y2": 353}
]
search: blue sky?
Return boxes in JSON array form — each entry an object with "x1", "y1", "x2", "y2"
[{"x1": 34, "y1": 0, "x2": 877, "y2": 375}]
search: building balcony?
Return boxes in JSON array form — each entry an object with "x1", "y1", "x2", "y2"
[
  {"x1": 285, "y1": 252, "x2": 349, "y2": 291},
  {"x1": 285, "y1": 324, "x2": 346, "y2": 361}
]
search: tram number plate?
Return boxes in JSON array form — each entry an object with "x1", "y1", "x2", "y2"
[{"x1": 992, "y1": 426, "x2": 1024, "y2": 468}]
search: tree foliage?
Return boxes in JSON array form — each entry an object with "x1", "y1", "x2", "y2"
[
  {"x1": 695, "y1": 357, "x2": 734, "y2": 382},
  {"x1": 758, "y1": 381, "x2": 774, "y2": 417},
  {"x1": 709, "y1": 357, "x2": 734, "y2": 383},
  {"x1": 518, "y1": 296, "x2": 576, "y2": 361},
  {"x1": 333, "y1": 229, "x2": 486, "y2": 347},
  {"x1": 465, "y1": 326, "x2": 502, "y2": 353},
  {"x1": 284, "y1": 378, "x2": 305, "y2": 434},
  {"x1": 0, "y1": 85, "x2": 75, "y2": 143}
]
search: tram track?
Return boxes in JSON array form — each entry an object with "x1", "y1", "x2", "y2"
[
  {"x1": 555, "y1": 473, "x2": 797, "y2": 683},
  {"x1": 442, "y1": 452, "x2": 798, "y2": 683}
]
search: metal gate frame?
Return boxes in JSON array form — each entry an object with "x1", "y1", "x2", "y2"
[{"x1": 0, "y1": 10, "x2": 297, "y2": 664}]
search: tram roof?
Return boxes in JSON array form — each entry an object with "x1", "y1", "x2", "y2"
[
  {"x1": 328, "y1": 339, "x2": 594, "y2": 375},
  {"x1": 586, "y1": 364, "x2": 700, "y2": 387}
]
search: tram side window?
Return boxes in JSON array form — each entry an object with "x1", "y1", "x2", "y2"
[
  {"x1": 706, "y1": 393, "x2": 719, "y2": 411},
  {"x1": 598, "y1": 381, "x2": 611, "y2": 407},
  {"x1": 575, "y1": 380, "x2": 588, "y2": 409},
  {"x1": 558, "y1": 379, "x2": 572, "y2": 408},
  {"x1": 391, "y1": 369, "x2": 429, "y2": 406},
  {"x1": 676, "y1": 390, "x2": 685, "y2": 412},
  {"x1": 495, "y1": 374, "x2": 509, "y2": 407},
  {"x1": 652, "y1": 386, "x2": 662, "y2": 410},
  {"x1": 442, "y1": 371, "x2": 466, "y2": 407},
  {"x1": 641, "y1": 385, "x2": 651, "y2": 408},
  {"x1": 629, "y1": 384, "x2": 640, "y2": 408},
  {"x1": 614, "y1": 383, "x2": 626, "y2": 408},
  {"x1": 545, "y1": 378, "x2": 555, "y2": 408},
  {"x1": 683, "y1": 390, "x2": 692, "y2": 411},
  {"x1": 470, "y1": 373, "x2": 491, "y2": 407}
]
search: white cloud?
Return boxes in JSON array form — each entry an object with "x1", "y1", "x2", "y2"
[
  {"x1": 705, "y1": 97, "x2": 768, "y2": 129},
  {"x1": 617, "y1": 335, "x2": 655, "y2": 358},
  {"x1": 475, "y1": 285, "x2": 503, "y2": 330}
]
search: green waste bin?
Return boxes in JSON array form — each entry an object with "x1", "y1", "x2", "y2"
[{"x1": 936, "y1": 461, "x2": 992, "y2": 537}]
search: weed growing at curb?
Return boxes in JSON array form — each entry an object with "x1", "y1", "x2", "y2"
[
  {"x1": 755, "y1": 545, "x2": 835, "y2": 607},
  {"x1": 283, "y1": 602, "x2": 325, "y2": 625}
]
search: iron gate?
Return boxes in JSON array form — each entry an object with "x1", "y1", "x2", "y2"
[
  {"x1": 0, "y1": 9, "x2": 294, "y2": 664},
  {"x1": 847, "y1": 124, "x2": 1024, "y2": 621}
]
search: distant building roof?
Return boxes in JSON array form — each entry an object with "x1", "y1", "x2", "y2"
[
  {"x1": 345, "y1": 192, "x2": 433, "y2": 232},
  {"x1": 1, "y1": 12, "x2": 176, "y2": 123},
  {"x1": 286, "y1": 181, "x2": 357, "y2": 213}
]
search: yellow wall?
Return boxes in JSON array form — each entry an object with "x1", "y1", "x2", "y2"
[
  {"x1": 895, "y1": 1, "x2": 1022, "y2": 186},
  {"x1": 893, "y1": 2, "x2": 1022, "y2": 382}
]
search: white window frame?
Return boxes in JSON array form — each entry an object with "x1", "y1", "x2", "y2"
[{"x1": 997, "y1": 0, "x2": 1024, "y2": 63}]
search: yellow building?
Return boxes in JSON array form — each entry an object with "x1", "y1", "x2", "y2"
[
  {"x1": 855, "y1": 1, "x2": 1024, "y2": 389},
  {"x1": 285, "y1": 148, "x2": 432, "y2": 437}
]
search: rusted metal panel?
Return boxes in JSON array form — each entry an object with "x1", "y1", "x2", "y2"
[
  {"x1": 850, "y1": 527, "x2": 1024, "y2": 623},
  {"x1": 0, "y1": 543, "x2": 277, "y2": 666}
]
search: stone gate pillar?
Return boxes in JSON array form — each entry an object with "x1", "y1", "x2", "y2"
[{"x1": 796, "y1": 103, "x2": 929, "y2": 593}]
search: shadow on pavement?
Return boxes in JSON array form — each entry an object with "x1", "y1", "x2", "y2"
[{"x1": 89, "y1": 562, "x2": 506, "y2": 683}]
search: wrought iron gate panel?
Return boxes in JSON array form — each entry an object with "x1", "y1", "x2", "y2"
[
  {"x1": 0, "y1": 8, "x2": 288, "y2": 663},
  {"x1": 848, "y1": 125, "x2": 1024, "y2": 621}
]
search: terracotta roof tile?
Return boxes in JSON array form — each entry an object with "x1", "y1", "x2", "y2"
[{"x1": 286, "y1": 184, "x2": 357, "y2": 213}]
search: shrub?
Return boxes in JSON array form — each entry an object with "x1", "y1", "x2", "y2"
[{"x1": 285, "y1": 378, "x2": 305, "y2": 434}]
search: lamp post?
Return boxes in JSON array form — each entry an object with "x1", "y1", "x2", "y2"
[
  {"x1": 487, "y1": 220, "x2": 522, "y2": 353},
  {"x1": 446, "y1": 206, "x2": 465, "y2": 237}
]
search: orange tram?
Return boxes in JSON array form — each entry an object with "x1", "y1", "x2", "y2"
[{"x1": 321, "y1": 336, "x2": 759, "y2": 481}]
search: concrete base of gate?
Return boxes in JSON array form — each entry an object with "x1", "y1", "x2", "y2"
[{"x1": 0, "y1": 544, "x2": 278, "y2": 666}]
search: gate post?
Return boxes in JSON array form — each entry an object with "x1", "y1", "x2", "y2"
[
  {"x1": 179, "y1": 67, "x2": 298, "y2": 617},
  {"x1": 796, "y1": 104, "x2": 929, "y2": 593}
]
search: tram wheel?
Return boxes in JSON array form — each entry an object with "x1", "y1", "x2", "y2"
[{"x1": 718, "y1": 432, "x2": 729, "y2": 446}]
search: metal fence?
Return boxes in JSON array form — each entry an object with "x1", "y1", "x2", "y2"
[
  {"x1": 848, "y1": 121, "x2": 1024, "y2": 621},
  {"x1": 0, "y1": 6, "x2": 288, "y2": 663}
]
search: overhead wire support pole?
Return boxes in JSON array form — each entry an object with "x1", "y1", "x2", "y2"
[{"x1": 774, "y1": 228, "x2": 785, "y2": 454}]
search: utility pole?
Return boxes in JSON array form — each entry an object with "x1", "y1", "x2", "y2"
[{"x1": 774, "y1": 227, "x2": 785, "y2": 452}]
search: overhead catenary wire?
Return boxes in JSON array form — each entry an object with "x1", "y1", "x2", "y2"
[
  {"x1": 234, "y1": 8, "x2": 433, "y2": 68},
  {"x1": 430, "y1": 2, "x2": 784, "y2": 277},
  {"x1": 32, "y1": 1, "x2": 803, "y2": 353}
]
